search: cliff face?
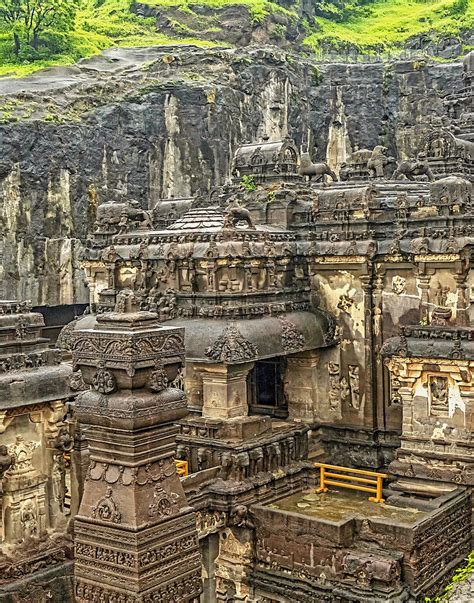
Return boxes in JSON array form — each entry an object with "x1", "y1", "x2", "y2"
[{"x1": 0, "y1": 45, "x2": 462, "y2": 306}]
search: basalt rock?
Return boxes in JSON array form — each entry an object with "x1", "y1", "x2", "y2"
[{"x1": 0, "y1": 46, "x2": 462, "y2": 308}]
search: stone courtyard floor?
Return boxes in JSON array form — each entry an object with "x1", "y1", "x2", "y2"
[
  {"x1": 448, "y1": 574, "x2": 473, "y2": 601},
  {"x1": 270, "y1": 488, "x2": 427, "y2": 524}
]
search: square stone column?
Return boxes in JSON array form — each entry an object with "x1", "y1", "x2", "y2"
[
  {"x1": 198, "y1": 362, "x2": 254, "y2": 419},
  {"x1": 71, "y1": 295, "x2": 202, "y2": 602},
  {"x1": 284, "y1": 350, "x2": 321, "y2": 422}
]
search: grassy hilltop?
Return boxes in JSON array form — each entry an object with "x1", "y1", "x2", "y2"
[{"x1": 0, "y1": 0, "x2": 472, "y2": 77}]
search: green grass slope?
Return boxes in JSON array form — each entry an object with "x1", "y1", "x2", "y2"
[
  {"x1": 0, "y1": 0, "x2": 220, "y2": 78},
  {"x1": 304, "y1": 0, "x2": 474, "y2": 55},
  {"x1": 0, "y1": 0, "x2": 472, "y2": 78}
]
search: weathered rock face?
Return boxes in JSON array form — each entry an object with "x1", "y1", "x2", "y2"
[
  {"x1": 0, "y1": 45, "x2": 462, "y2": 306},
  {"x1": 133, "y1": 2, "x2": 304, "y2": 49}
]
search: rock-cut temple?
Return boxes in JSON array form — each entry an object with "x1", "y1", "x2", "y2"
[{"x1": 0, "y1": 51, "x2": 474, "y2": 603}]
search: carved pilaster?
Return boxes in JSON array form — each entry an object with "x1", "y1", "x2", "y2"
[
  {"x1": 416, "y1": 270, "x2": 432, "y2": 324},
  {"x1": 454, "y1": 272, "x2": 469, "y2": 326},
  {"x1": 360, "y1": 272, "x2": 377, "y2": 432}
]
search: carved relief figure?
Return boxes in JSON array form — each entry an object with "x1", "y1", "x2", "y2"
[
  {"x1": 392, "y1": 152, "x2": 435, "y2": 181},
  {"x1": 434, "y1": 283, "x2": 451, "y2": 307},
  {"x1": 148, "y1": 483, "x2": 180, "y2": 518},
  {"x1": 91, "y1": 487, "x2": 122, "y2": 523},
  {"x1": 223, "y1": 200, "x2": 255, "y2": 230},
  {"x1": 392, "y1": 276, "x2": 406, "y2": 295},
  {"x1": 348, "y1": 365, "x2": 361, "y2": 410},
  {"x1": 206, "y1": 323, "x2": 258, "y2": 362},
  {"x1": 20, "y1": 500, "x2": 39, "y2": 540},
  {"x1": 328, "y1": 362, "x2": 341, "y2": 411},
  {"x1": 92, "y1": 368, "x2": 117, "y2": 394},
  {"x1": 367, "y1": 146, "x2": 394, "y2": 179},
  {"x1": 429, "y1": 376, "x2": 449, "y2": 415},
  {"x1": 7, "y1": 436, "x2": 39, "y2": 475}
]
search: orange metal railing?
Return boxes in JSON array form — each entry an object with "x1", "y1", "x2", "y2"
[
  {"x1": 315, "y1": 462, "x2": 389, "y2": 503},
  {"x1": 175, "y1": 460, "x2": 189, "y2": 477}
]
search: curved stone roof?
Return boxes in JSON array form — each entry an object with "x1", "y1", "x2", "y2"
[
  {"x1": 167, "y1": 310, "x2": 336, "y2": 363},
  {"x1": 233, "y1": 139, "x2": 298, "y2": 168}
]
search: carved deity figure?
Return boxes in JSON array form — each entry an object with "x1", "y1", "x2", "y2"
[
  {"x1": 7, "y1": 436, "x2": 39, "y2": 475},
  {"x1": 430, "y1": 376, "x2": 449, "y2": 413},
  {"x1": 348, "y1": 365, "x2": 361, "y2": 410},
  {"x1": 20, "y1": 500, "x2": 39, "y2": 539},
  {"x1": 0, "y1": 445, "x2": 14, "y2": 481},
  {"x1": 157, "y1": 288, "x2": 177, "y2": 320},
  {"x1": 328, "y1": 362, "x2": 341, "y2": 410},
  {"x1": 434, "y1": 283, "x2": 451, "y2": 307}
]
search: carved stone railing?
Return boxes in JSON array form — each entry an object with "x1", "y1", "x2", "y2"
[{"x1": 177, "y1": 419, "x2": 309, "y2": 480}]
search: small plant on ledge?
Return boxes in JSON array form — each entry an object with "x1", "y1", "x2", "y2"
[{"x1": 240, "y1": 175, "x2": 257, "y2": 192}]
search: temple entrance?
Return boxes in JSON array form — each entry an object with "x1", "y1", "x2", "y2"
[{"x1": 248, "y1": 358, "x2": 288, "y2": 418}]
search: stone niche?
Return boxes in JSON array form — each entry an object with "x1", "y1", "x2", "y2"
[{"x1": 383, "y1": 325, "x2": 474, "y2": 489}]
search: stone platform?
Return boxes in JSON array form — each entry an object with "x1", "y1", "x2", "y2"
[{"x1": 250, "y1": 486, "x2": 471, "y2": 602}]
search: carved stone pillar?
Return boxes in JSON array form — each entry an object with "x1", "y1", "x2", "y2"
[
  {"x1": 184, "y1": 362, "x2": 204, "y2": 414},
  {"x1": 454, "y1": 273, "x2": 469, "y2": 326},
  {"x1": 72, "y1": 302, "x2": 202, "y2": 602},
  {"x1": 0, "y1": 445, "x2": 14, "y2": 543},
  {"x1": 43, "y1": 401, "x2": 69, "y2": 530},
  {"x1": 416, "y1": 271, "x2": 431, "y2": 324},
  {"x1": 199, "y1": 362, "x2": 254, "y2": 419},
  {"x1": 69, "y1": 420, "x2": 89, "y2": 519},
  {"x1": 360, "y1": 273, "x2": 377, "y2": 430},
  {"x1": 284, "y1": 350, "x2": 320, "y2": 422}
]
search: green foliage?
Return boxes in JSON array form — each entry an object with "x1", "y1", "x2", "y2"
[
  {"x1": 273, "y1": 23, "x2": 287, "y2": 39},
  {"x1": 424, "y1": 551, "x2": 474, "y2": 602},
  {"x1": 0, "y1": 0, "x2": 472, "y2": 78},
  {"x1": 0, "y1": 0, "x2": 80, "y2": 58},
  {"x1": 0, "y1": 0, "x2": 221, "y2": 77},
  {"x1": 304, "y1": 0, "x2": 474, "y2": 55},
  {"x1": 452, "y1": 0, "x2": 469, "y2": 13},
  {"x1": 313, "y1": 0, "x2": 377, "y2": 22},
  {"x1": 240, "y1": 175, "x2": 257, "y2": 192}
]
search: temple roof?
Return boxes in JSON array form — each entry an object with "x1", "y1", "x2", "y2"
[
  {"x1": 72, "y1": 310, "x2": 336, "y2": 364},
  {"x1": 233, "y1": 139, "x2": 298, "y2": 164},
  {"x1": 167, "y1": 310, "x2": 336, "y2": 364},
  {"x1": 166, "y1": 207, "x2": 225, "y2": 231}
]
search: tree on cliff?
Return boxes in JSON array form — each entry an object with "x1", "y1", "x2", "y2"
[{"x1": 0, "y1": 0, "x2": 79, "y2": 58}]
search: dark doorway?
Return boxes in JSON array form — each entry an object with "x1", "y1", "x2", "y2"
[
  {"x1": 248, "y1": 358, "x2": 288, "y2": 418},
  {"x1": 34, "y1": 304, "x2": 88, "y2": 343}
]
